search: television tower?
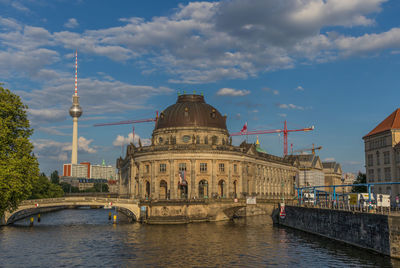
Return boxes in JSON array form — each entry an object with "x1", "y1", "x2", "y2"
[{"x1": 69, "y1": 50, "x2": 82, "y2": 164}]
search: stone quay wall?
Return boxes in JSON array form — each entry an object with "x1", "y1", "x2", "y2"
[{"x1": 276, "y1": 206, "x2": 400, "y2": 258}]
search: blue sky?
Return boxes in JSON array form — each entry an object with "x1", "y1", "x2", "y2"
[{"x1": 1, "y1": 0, "x2": 400, "y2": 175}]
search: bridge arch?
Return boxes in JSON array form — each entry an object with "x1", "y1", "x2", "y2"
[{"x1": 3, "y1": 197, "x2": 140, "y2": 225}]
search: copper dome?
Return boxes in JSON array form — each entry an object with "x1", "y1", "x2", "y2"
[{"x1": 155, "y1": 94, "x2": 227, "y2": 130}]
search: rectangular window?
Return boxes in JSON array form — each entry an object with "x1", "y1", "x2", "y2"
[
  {"x1": 367, "y1": 154, "x2": 373, "y2": 166},
  {"x1": 219, "y1": 163, "x2": 225, "y2": 173},
  {"x1": 200, "y1": 163, "x2": 207, "y2": 173},
  {"x1": 396, "y1": 151, "x2": 400, "y2": 163},
  {"x1": 376, "y1": 152, "x2": 380, "y2": 165},
  {"x1": 145, "y1": 165, "x2": 149, "y2": 173},
  {"x1": 384, "y1": 151, "x2": 390, "y2": 165},
  {"x1": 377, "y1": 168, "x2": 381, "y2": 181},
  {"x1": 384, "y1": 167, "x2": 391, "y2": 180},
  {"x1": 234, "y1": 164, "x2": 237, "y2": 173},
  {"x1": 368, "y1": 169, "x2": 374, "y2": 181},
  {"x1": 159, "y1": 163, "x2": 166, "y2": 173},
  {"x1": 179, "y1": 163, "x2": 187, "y2": 172}
]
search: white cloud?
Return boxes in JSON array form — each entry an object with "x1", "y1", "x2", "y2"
[
  {"x1": 295, "y1": 85, "x2": 304, "y2": 91},
  {"x1": 64, "y1": 18, "x2": 79, "y2": 29},
  {"x1": 278, "y1": 103, "x2": 305, "y2": 110},
  {"x1": 33, "y1": 136, "x2": 96, "y2": 161},
  {"x1": 216, "y1": 88, "x2": 250, "y2": 96},
  {"x1": 278, "y1": 113, "x2": 287, "y2": 117},
  {"x1": 10, "y1": 1, "x2": 29, "y2": 12},
  {"x1": 113, "y1": 133, "x2": 150, "y2": 147},
  {"x1": 0, "y1": 1, "x2": 396, "y2": 83},
  {"x1": 335, "y1": 27, "x2": 400, "y2": 56},
  {"x1": 28, "y1": 108, "x2": 66, "y2": 125},
  {"x1": 16, "y1": 72, "x2": 173, "y2": 127},
  {"x1": 324, "y1": 157, "x2": 336, "y2": 162},
  {"x1": 78, "y1": 137, "x2": 96, "y2": 153},
  {"x1": 263, "y1": 87, "x2": 279, "y2": 95}
]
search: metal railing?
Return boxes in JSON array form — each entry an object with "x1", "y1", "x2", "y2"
[{"x1": 293, "y1": 181, "x2": 400, "y2": 215}]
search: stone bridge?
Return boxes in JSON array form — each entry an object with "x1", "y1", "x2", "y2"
[
  {"x1": 2, "y1": 197, "x2": 140, "y2": 225},
  {"x1": 2, "y1": 197, "x2": 280, "y2": 225}
]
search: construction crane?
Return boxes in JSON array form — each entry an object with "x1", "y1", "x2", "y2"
[
  {"x1": 93, "y1": 111, "x2": 158, "y2": 140},
  {"x1": 230, "y1": 120, "x2": 314, "y2": 156},
  {"x1": 291, "y1": 144, "x2": 322, "y2": 155}
]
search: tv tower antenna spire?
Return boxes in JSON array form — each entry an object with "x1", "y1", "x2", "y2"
[
  {"x1": 69, "y1": 49, "x2": 83, "y2": 164},
  {"x1": 74, "y1": 49, "x2": 78, "y2": 96}
]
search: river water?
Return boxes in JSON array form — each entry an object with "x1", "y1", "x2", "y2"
[{"x1": 0, "y1": 209, "x2": 398, "y2": 267}]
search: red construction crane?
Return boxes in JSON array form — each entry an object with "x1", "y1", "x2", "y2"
[
  {"x1": 93, "y1": 111, "x2": 158, "y2": 139},
  {"x1": 230, "y1": 120, "x2": 314, "y2": 156},
  {"x1": 291, "y1": 143, "x2": 322, "y2": 155}
]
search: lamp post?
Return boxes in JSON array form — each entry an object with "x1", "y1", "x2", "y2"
[{"x1": 341, "y1": 177, "x2": 345, "y2": 208}]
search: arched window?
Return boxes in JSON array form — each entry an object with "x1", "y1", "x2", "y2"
[
  {"x1": 199, "y1": 180, "x2": 209, "y2": 198},
  {"x1": 145, "y1": 181, "x2": 150, "y2": 199}
]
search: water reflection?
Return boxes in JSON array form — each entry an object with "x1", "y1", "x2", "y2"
[{"x1": 0, "y1": 209, "x2": 398, "y2": 267}]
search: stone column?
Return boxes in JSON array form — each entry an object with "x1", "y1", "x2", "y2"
[
  {"x1": 228, "y1": 161, "x2": 232, "y2": 197},
  {"x1": 151, "y1": 161, "x2": 156, "y2": 198},
  {"x1": 190, "y1": 159, "x2": 196, "y2": 198},
  {"x1": 242, "y1": 162, "x2": 247, "y2": 197},
  {"x1": 130, "y1": 159, "x2": 135, "y2": 198},
  {"x1": 138, "y1": 163, "x2": 143, "y2": 199},
  {"x1": 211, "y1": 159, "x2": 216, "y2": 198},
  {"x1": 169, "y1": 159, "x2": 176, "y2": 199}
]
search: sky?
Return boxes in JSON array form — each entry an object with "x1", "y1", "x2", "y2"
[{"x1": 1, "y1": 0, "x2": 400, "y2": 175}]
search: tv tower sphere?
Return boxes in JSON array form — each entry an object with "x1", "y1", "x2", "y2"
[{"x1": 69, "y1": 95, "x2": 82, "y2": 118}]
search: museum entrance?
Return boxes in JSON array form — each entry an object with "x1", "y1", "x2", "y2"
[
  {"x1": 159, "y1": 180, "x2": 168, "y2": 199},
  {"x1": 198, "y1": 180, "x2": 209, "y2": 198}
]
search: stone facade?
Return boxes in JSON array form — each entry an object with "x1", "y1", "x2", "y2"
[
  {"x1": 286, "y1": 154, "x2": 324, "y2": 188},
  {"x1": 117, "y1": 94, "x2": 299, "y2": 200},
  {"x1": 363, "y1": 109, "x2": 400, "y2": 198},
  {"x1": 322, "y1": 161, "x2": 343, "y2": 192}
]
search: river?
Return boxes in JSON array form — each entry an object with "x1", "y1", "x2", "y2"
[{"x1": 0, "y1": 209, "x2": 398, "y2": 267}]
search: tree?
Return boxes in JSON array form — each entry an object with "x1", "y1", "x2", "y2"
[
  {"x1": 50, "y1": 170, "x2": 59, "y2": 185},
  {"x1": 0, "y1": 87, "x2": 39, "y2": 216},
  {"x1": 352, "y1": 172, "x2": 367, "y2": 193},
  {"x1": 29, "y1": 173, "x2": 64, "y2": 199},
  {"x1": 60, "y1": 182, "x2": 79, "y2": 193}
]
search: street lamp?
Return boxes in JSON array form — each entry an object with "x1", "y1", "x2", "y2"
[{"x1": 341, "y1": 177, "x2": 345, "y2": 208}]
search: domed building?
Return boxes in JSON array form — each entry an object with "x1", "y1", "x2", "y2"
[{"x1": 117, "y1": 94, "x2": 299, "y2": 200}]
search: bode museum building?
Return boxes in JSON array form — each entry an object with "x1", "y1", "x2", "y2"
[{"x1": 117, "y1": 94, "x2": 299, "y2": 200}]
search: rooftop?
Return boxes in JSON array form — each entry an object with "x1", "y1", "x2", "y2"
[{"x1": 364, "y1": 108, "x2": 400, "y2": 138}]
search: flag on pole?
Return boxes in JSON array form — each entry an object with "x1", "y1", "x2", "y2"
[
  {"x1": 240, "y1": 122, "x2": 248, "y2": 133},
  {"x1": 179, "y1": 170, "x2": 187, "y2": 185}
]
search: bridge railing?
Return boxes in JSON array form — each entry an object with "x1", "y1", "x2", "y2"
[
  {"x1": 21, "y1": 196, "x2": 139, "y2": 206},
  {"x1": 289, "y1": 199, "x2": 395, "y2": 215}
]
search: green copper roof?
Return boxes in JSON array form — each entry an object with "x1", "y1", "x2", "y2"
[{"x1": 256, "y1": 144, "x2": 267, "y2": 154}]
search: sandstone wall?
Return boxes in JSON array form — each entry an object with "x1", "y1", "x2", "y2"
[{"x1": 278, "y1": 206, "x2": 400, "y2": 258}]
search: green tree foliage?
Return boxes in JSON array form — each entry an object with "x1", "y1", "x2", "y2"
[
  {"x1": 29, "y1": 173, "x2": 64, "y2": 199},
  {"x1": 83, "y1": 183, "x2": 109, "y2": 193},
  {"x1": 352, "y1": 172, "x2": 367, "y2": 193},
  {"x1": 0, "y1": 87, "x2": 39, "y2": 216},
  {"x1": 50, "y1": 170, "x2": 59, "y2": 184},
  {"x1": 60, "y1": 182, "x2": 80, "y2": 193}
]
